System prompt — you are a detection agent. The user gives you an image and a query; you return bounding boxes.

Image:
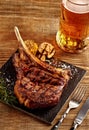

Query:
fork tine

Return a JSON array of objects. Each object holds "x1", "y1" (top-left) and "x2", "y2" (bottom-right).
[
  {"x1": 51, "y1": 86, "x2": 86, "y2": 130},
  {"x1": 78, "y1": 86, "x2": 86, "y2": 102},
  {"x1": 72, "y1": 86, "x2": 86, "y2": 103},
  {"x1": 72, "y1": 87, "x2": 81, "y2": 99}
]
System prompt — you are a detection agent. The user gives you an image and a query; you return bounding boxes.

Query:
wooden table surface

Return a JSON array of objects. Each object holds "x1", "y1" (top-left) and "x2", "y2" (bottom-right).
[{"x1": 0, "y1": 0, "x2": 89, "y2": 130}]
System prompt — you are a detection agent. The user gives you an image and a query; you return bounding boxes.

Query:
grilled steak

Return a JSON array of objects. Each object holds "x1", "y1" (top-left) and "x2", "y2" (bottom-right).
[{"x1": 13, "y1": 48, "x2": 70, "y2": 109}]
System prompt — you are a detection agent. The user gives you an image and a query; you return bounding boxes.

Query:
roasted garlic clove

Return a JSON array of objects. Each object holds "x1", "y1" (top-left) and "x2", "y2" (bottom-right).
[
  {"x1": 25, "y1": 40, "x2": 38, "y2": 55},
  {"x1": 38, "y1": 42, "x2": 55, "y2": 61}
]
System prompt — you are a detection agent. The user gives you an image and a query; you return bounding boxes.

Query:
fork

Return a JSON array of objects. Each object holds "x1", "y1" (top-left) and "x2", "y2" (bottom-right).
[{"x1": 51, "y1": 86, "x2": 86, "y2": 130}]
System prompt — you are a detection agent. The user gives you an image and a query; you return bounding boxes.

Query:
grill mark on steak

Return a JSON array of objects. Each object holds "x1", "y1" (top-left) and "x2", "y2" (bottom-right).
[{"x1": 13, "y1": 49, "x2": 70, "y2": 109}]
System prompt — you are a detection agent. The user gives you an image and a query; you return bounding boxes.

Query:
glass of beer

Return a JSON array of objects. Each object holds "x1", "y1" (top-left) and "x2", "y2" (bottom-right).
[{"x1": 56, "y1": 0, "x2": 89, "y2": 53}]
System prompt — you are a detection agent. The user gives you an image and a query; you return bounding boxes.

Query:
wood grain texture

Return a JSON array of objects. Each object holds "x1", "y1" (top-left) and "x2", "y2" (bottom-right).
[{"x1": 0, "y1": 0, "x2": 89, "y2": 130}]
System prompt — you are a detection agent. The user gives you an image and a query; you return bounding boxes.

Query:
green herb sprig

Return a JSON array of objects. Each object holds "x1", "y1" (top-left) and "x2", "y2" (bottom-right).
[{"x1": 0, "y1": 76, "x2": 18, "y2": 105}]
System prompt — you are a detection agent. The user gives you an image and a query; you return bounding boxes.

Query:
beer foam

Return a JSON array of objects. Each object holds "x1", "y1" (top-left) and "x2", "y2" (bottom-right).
[{"x1": 63, "y1": 0, "x2": 89, "y2": 13}]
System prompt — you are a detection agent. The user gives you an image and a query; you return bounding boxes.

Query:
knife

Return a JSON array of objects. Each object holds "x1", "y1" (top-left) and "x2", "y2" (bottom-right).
[{"x1": 70, "y1": 97, "x2": 89, "y2": 130}]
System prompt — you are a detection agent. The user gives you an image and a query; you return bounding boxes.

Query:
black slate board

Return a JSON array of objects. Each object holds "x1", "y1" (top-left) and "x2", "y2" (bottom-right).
[{"x1": 0, "y1": 54, "x2": 86, "y2": 124}]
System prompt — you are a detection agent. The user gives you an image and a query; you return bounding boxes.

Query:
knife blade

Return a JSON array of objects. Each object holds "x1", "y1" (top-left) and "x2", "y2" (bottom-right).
[{"x1": 70, "y1": 97, "x2": 89, "y2": 130}]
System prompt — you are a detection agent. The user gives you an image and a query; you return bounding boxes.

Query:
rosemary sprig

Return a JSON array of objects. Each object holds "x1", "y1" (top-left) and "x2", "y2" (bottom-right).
[{"x1": 0, "y1": 76, "x2": 18, "y2": 105}]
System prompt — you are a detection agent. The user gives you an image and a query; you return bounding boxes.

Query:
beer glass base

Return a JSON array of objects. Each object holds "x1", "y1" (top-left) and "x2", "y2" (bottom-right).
[{"x1": 56, "y1": 31, "x2": 88, "y2": 54}]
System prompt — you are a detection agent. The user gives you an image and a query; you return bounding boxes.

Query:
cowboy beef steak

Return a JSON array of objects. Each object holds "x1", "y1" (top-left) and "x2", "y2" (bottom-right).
[{"x1": 13, "y1": 48, "x2": 70, "y2": 109}]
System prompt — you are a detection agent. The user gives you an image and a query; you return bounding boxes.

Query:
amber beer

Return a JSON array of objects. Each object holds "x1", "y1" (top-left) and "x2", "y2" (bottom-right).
[{"x1": 56, "y1": 0, "x2": 89, "y2": 53}]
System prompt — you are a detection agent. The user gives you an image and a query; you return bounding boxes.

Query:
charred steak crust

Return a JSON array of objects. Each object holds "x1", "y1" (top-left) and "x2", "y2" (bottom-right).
[{"x1": 13, "y1": 49, "x2": 70, "y2": 109}]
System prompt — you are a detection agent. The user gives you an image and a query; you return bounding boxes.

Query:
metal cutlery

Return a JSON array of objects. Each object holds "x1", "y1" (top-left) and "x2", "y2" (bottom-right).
[
  {"x1": 51, "y1": 86, "x2": 86, "y2": 130},
  {"x1": 70, "y1": 97, "x2": 89, "y2": 130}
]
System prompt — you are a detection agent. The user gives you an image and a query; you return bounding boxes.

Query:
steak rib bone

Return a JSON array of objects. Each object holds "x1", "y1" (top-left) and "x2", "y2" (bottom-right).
[{"x1": 14, "y1": 26, "x2": 70, "y2": 81}]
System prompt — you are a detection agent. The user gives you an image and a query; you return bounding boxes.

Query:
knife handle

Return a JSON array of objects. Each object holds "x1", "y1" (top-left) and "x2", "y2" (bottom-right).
[
  {"x1": 70, "y1": 126, "x2": 76, "y2": 130},
  {"x1": 70, "y1": 123, "x2": 78, "y2": 130}
]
